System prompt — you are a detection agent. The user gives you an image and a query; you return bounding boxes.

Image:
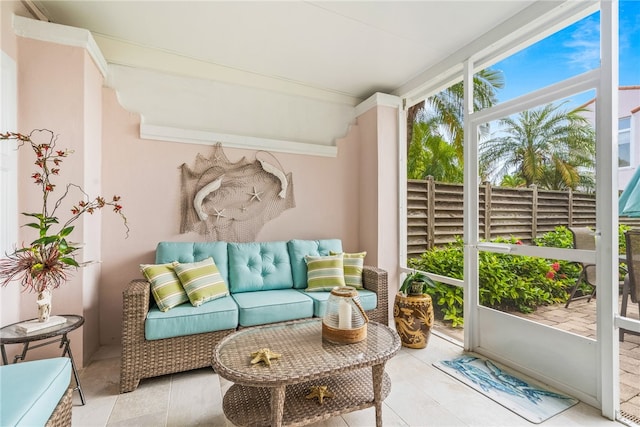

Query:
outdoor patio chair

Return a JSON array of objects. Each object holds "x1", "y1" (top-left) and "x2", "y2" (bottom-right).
[
  {"x1": 565, "y1": 227, "x2": 597, "y2": 308},
  {"x1": 620, "y1": 230, "x2": 640, "y2": 342}
]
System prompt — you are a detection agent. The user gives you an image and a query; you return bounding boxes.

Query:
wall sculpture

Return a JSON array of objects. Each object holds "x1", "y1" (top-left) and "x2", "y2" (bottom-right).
[{"x1": 180, "y1": 143, "x2": 295, "y2": 241}]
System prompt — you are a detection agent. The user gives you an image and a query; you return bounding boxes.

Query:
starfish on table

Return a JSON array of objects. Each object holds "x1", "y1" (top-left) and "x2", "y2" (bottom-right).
[
  {"x1": 305, "y1": 385, "x2": 335, "y2": 405},
  {"x1": 250, "y1": 348, "x2": 281, "y2": 367}
]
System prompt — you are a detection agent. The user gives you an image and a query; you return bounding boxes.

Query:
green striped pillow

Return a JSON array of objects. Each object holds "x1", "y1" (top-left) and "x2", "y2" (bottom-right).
[
  {"x1": 331, "y1": 251, "x2": 366, "y2": 289},
  {"x1": 304, "y1": 254, "x2": 346, "y2": 292},
  {"x1": 174, "y1": 257, "x2": 229, "y2": 307},
  {"x1": 140, "y1": 263, "x2": 189, "y2": 312}
]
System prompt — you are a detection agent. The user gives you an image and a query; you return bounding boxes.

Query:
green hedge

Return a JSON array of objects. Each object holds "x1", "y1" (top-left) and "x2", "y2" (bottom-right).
[{"x1": 408, "y1": 225, "x2": 630, "y2": 328}]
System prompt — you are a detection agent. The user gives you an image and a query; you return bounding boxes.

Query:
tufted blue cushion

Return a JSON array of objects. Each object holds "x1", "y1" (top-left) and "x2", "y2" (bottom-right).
[
  {"x1": 155, "y1": 241, "x2": 229, "y2": 284},
  {"x1": 145, "y1": 295, "x2": 238, "y2": 340},
  {"x1": 299, "y1": 289, "x2": 377, "y2": 317},
  {"x1": 232, "y1": 289, "x2": 313, "y2": 326},
  {"x1": 287, "y1": 239, "x2": 343, "y2": 289},
  {"x1": 1, "y1": 357, "x2": 71, "y2": 427},
  {"x1": 228, "y1": 242, "x2": 293, "y2": 293}
]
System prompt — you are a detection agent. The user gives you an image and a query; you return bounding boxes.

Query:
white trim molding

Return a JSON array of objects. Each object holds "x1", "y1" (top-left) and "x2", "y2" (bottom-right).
[
  {"x1": 12, "y1": 14, "x2": 108, "y2": 77},
  {"x1": 355, "y1": 92, "x2": 402, "y2": 117},
  {"x1": 140, "y1": 124, "x2": 338, "y2": 158}
]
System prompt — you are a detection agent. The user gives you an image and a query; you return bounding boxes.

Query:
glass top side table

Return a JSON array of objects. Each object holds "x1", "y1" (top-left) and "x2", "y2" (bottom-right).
[{"x1": 0, "y1": 314, "x2": 86, "y2": 405}]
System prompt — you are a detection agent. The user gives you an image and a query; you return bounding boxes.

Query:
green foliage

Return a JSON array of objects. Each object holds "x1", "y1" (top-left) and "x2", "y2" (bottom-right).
[
  {"x1": 0, "y1": 130, "x2": 128, "y2": 293},
  {"x1": 408, "y1": 225, "x2": 628, "y2": 328},
  {"x1": 400, "y1": 270, "x2": 436, "y2": 295},
  {"x1": 480, "y1": 102, "x2": 596, "y2": 191}
]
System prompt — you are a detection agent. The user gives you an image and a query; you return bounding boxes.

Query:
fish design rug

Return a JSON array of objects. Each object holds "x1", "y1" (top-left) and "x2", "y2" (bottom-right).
[{"x1": 434, "y1": 355, "x2": 579, "y2": 423}]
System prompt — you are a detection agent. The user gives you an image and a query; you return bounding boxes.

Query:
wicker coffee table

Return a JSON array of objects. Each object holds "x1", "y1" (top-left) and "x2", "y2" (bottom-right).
[{"x1": 212, "y1": 318, "x2": 400, "y2": 427}]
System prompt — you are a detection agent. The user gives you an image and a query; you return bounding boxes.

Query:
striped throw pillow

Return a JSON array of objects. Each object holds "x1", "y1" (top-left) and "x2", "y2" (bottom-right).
[
  {"x1": 331, "y1": 251, "x2": 366, "y2": 289},
  {"x1": 140, "y1": 263, "x2": 189, "y2": 312},
  {"x1": 304, "y1": 254, "x2": 346, "y2": 291},
  {"x1": 174, "y1": 257, "x2": 229, "y2": 307}
]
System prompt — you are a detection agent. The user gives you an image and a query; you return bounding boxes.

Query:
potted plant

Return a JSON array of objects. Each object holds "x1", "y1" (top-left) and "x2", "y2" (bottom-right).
[
  {"x1": 0, "y1": 130, "x2": 128, "y2": 323},
  {"x1": 394, "y1": 269, "x2": 436, "y2": 349},
  {"x1": 399, "y1": 270, "x2": 436, "y2": 296}
]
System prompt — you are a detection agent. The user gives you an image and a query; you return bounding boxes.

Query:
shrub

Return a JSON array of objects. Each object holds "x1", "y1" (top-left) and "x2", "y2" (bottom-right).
[{"x1": 408, "y1": 225, "x2": 628, "y2": 328}]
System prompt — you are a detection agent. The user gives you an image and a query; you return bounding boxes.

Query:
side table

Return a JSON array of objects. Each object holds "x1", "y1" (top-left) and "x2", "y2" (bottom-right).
[
  {"x1": 393, "y1": 293, "x2": 434, "y2": 349},
  {"x1": 0, "y1": 314, "x2": 86, "y2": 405}
]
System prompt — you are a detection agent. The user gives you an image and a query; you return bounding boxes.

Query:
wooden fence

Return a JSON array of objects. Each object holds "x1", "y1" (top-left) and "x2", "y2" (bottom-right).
[{"x1": 407, "y1": 177, "x2": 640, "y2": 258}]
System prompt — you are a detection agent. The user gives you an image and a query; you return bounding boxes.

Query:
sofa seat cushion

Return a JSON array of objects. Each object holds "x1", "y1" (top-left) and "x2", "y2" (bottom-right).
[
  {"x1": 287, "y1": 239, "x2": 343, "y2": 289},
  {"x1": 232, "y1": 289, "x2": 313, "y2": 327},
  {"x1": 145, "y1": 296, "x2": 238, "y2": 340},
  {"x1": 155, "y1": 241, "x2": 230, "y2": 284},
  {"x1": 0, "y1": 357, "x2": 71, "y2": 427},
  {"x1": 300, "y1": 289, "x2": 378, "y2": 318},
  {"x1": 228, "y1": 241, "x2": 294, "y2": 293}
]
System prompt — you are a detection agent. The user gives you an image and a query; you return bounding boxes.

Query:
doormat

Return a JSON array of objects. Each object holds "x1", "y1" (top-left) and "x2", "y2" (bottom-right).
[{"x1": 434, "y1": 355, "x2": 579, "y2": 424}]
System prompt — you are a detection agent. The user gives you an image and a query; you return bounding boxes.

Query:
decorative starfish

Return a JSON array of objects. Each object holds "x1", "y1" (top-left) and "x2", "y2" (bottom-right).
[
  {"x1": 250, "y1": 348, "x2": 281, "y2": 367},
  {"x1": 248, "y1": 186, "x2": 263, "y2": 202},
  {"x1": 305, "y1": 385, "x2": 334, "y2": 405},
  {"x1": 213, "y1": 208, "x2": 226, "y2": 222}
]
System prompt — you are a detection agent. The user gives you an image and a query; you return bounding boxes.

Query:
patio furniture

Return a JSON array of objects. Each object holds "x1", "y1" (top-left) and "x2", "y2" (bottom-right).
[
  {"x1": 211, "y1": 318, "x2": 400, "y2": 427},
  {"x1": 0, "y1": 314, "x2": 86, "y2": 405},
  {"x1": 120, "y1": 239, "x2": 389, "y2": 393},
  {"x1": 620, "y1": 230, "x2": 640, "y2": 342},
  {"x1": 565, "y1": 227, "x2": 597, "y2": 308},
  {"x1": 0, "y1": 357, "x2": 72, "y2": 427}
]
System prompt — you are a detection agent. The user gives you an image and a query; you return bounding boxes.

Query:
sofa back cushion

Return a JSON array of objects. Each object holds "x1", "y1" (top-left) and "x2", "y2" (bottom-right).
[
  {"x1": 228, "y1": 241, "x2": 293, "y2": 293},
  {"x1": 287, "y1": 239, "x2": 343, "y2": 289},
  {"x1": 155, "y1": 242, "x2": 229, "y2": 284}
]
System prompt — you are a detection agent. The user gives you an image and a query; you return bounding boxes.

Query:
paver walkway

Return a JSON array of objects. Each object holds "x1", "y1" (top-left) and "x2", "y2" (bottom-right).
[{"x1": 433, "y1": 297, "x2": 640, "y2": 421}]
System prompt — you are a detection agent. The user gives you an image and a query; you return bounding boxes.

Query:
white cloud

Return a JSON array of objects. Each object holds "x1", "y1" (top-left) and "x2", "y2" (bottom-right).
[{"x1": 563, "y1": 17, "x2": 600, "y2": 71}]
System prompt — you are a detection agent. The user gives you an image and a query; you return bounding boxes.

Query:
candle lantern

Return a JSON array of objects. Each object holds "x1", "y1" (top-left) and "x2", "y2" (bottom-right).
[{"x1": 322, "y1": 286, "x2": 369, "y2": 344}]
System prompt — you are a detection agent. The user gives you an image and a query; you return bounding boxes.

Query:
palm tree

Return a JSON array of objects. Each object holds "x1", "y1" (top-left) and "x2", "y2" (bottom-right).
[
  {"x1": 500, "y1": 174, "x2": 526, "y2": 188},
  {"x1": 408, "y1": 120, "x2": 463, "y2": 182},
  {"x1": 407, "y1": 68, "x2": 504, "y2": 164},
  {"x1": 480, "y1": 102, "x2": 595, "y2": 191}
]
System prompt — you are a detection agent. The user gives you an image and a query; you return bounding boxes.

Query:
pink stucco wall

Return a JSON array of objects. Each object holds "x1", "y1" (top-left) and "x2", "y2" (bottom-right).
[
  {"x1": 98, "y1": 89, "x2": 370, "y2": 344},
  {"x1": 2, "y1": 10, "x2": 400, "y2": 363}
]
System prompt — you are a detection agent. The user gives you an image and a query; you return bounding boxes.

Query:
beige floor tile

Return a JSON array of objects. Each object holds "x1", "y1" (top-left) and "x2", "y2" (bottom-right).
[
  {"x1": 167, "y1": 368, "x2": 224, "y2": 427},
  {"x1": 107, "y1": 375, "x2": 171, "y2": 424},
  {"x1": 71, "y1": 328, "x2": 629, "y2": 427}
]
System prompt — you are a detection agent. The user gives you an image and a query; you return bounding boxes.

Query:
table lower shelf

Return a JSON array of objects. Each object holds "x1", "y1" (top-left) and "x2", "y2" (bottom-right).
[{"x1": 222, "y1": 368, "x2": 391, "y2": 426}]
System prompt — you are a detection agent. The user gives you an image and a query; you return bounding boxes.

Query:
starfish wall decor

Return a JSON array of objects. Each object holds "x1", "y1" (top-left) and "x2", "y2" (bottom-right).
[{"x1": 179, "y1": 143, "x2": 295, "y2": 241}]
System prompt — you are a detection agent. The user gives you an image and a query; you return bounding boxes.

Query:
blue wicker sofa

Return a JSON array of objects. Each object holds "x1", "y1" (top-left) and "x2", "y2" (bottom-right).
[
  {"x1": 120, "y1": 239, "x2": 388, "y2": 393},
  {"x1": 0, "y1": 357, "x2": 72, "y2": 427}
]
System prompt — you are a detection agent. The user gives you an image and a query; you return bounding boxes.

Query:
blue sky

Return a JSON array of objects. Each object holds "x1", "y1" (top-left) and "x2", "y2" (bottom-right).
[{"x1": 492, "y1": 0, "x2": 640, "y2": 106}]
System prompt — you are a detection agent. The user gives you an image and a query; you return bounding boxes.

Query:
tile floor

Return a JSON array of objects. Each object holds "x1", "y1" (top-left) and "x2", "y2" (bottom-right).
[{"x1": 71, "y1": 331, "x2": 623, "y2": 427}]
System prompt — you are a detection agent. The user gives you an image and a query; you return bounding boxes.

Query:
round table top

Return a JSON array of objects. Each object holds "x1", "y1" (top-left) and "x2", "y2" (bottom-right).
[
  {"x1": 0, "y1": 314, "x2": 84, "y2": 344},
  {"x1": 212, "y1": 318, "x2": 400, "y2": 387}
]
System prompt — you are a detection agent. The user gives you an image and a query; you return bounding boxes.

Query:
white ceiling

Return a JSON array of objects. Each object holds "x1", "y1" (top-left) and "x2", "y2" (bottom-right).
[{"x1": 33, "y1": 1, "x2": 540, "y2": 101}]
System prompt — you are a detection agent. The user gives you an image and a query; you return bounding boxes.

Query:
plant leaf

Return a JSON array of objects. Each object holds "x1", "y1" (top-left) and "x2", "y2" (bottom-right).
[{"x1": 59, "y1": 257, "x2": 79, "y2": 267}]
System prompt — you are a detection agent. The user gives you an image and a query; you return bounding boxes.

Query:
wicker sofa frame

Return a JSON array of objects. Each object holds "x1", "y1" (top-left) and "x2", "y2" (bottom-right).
[
  {"x1": 120, "y1": 265, "x2": 388, "y2": 393},
  {"x1": 45, "y1": 387, "x2": 73, "y2": 427}
]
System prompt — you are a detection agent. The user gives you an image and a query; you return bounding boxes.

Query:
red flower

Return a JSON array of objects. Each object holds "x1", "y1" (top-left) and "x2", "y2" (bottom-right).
[
  {"x1": 546, "y1": 271, "x2": 555, "y2": 279},
  {"x1": 516, "y1": 240, "x2": 523, "y2": 245},
  {"x1": 552, "y1": 262, "x2": 560, "y2": 272}
]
